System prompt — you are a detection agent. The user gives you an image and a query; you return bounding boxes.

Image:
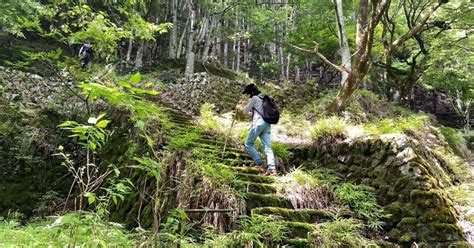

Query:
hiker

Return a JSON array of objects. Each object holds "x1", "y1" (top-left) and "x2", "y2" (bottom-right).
[
  {"x1": 237, "y1": 84, "x2": 276, "y2": 175},
  {"x1": 78, "y1": 43, "x2": 93, "y2": 69}
]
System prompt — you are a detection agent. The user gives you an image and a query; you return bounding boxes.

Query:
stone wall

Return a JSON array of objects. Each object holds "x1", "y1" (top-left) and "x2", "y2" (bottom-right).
[
  {"x1": 166, "y1": 72, "x2": 246, "y2": 114},
  {"x1": 294, "y1": 134, "x2": 468, "y2": 246}
]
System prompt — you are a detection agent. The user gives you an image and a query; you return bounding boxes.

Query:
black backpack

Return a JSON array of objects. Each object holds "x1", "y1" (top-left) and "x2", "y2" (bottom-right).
[{"x1": 254, "y1": 95, "x2": 280, "y2": 124}]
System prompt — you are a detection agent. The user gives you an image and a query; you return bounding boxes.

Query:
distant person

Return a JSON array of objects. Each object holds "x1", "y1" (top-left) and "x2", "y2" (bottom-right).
[
  {"x1": 237, "y1": 84, "x2": 276, "y2": 175},
  {"x1": 78, "y1": 43, "x2": 93, "y2": 69}
]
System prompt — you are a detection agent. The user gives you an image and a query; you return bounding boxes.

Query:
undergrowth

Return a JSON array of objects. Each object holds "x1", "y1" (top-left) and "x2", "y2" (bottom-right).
[
  {"x1": 309, "y1": 217, "x2": 378, "y2": 247},
  {"x1": 334, "y1": 183, "x2": 389, "y2": 231},
  {"x1": 204, "y1": 214, "x2": 287, "y2": 247},
  {"x1": 0, "y1": 213, "x2": 135, "y2": 247}
]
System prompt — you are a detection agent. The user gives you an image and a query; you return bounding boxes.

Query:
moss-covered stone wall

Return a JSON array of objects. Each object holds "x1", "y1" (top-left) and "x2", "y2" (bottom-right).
[{"x1": 294, "y1": 134, "x2": 467, "y2": 246}]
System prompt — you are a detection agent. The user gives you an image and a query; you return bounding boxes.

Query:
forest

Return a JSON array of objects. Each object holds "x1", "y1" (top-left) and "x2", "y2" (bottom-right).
[{"x1": 0, "y1": 0, "x2": 473, "y2": 247}]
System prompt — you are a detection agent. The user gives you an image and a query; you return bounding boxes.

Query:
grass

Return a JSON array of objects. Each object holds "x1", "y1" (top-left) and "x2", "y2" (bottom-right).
[
  {"x1": 311, "y1": 116, "x2": 349, "y2": 140},
  {"x1": 309, "y1": 218, "x2": 378, "y2": 247},
  {"x1": 0, "y1": 213, "x2": 135, "y2": 247},
  {"x1": 334, "y1": 183, "x2": 389, "y2": 231},
  {"x1": 274, "y1": 168, "x2": 336, "y2": 210},
  {"x1": 199, "y1": 103, "x2": 220, "y2": 132},
  {"x1": 362, "y1": 114, "x2": 430, "y2": 135},
  {"x1": 204, "y1": 214, "x2": 287, "y2": 247},
  {"x1": 439, "y1": 126, "x2": 468, "y2": 157}
]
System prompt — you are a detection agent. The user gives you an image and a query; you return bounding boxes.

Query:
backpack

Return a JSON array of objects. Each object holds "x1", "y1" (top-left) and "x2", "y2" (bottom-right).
[{"x1": 254, "y1": 95, "x2": 280, "y2": 124}]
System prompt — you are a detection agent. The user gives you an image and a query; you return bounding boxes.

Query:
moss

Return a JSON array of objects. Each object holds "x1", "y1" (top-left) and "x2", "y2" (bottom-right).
[
  {"x1": 421, "y1": 207, "x2": 457, "y2": 223},
  {"x1": 220, "y1": 165, "x2": 260, "y2": 175},
  {"x1": 284, "y1": 221, "x2": 315, "y2": 238},
  {"x1": 245, "y1": 193, "x2": 293, "y2": 209},
  {"x1": 398, "y1": 217, "x2": 418, "y2": 226},
  {"x1": 251, "y1": 207, "x2": 332, "y2": 223},
  {"x1": 444, "y1": 241, "x2": 472, "y2": 247},
  {"x1": 394, "y1": 176, "x2": 412, "y2": 192},
  {"x1": 410, "y1": 189, "x2": 442, "y2": 208},
  {"x1": 235, "y1": 173, "x2": 275, "y2": 184},
  {"x1": 399, "y1": 233, "x2": 416, "y2": 244},
  {"x1": 285, "y1": 238, "x2": 310, "y2": 248},
  {"x1": 233, "y1": 181, "x2": 277, "y2": 194},
  {"x1": 420, "y1": 223, "x2": 463, "y2": 242}
]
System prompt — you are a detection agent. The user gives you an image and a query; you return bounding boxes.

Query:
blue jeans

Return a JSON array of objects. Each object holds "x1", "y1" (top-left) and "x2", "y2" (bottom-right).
[{"x1": 245, "y1": 122, "x2": 275, "y2": 170}]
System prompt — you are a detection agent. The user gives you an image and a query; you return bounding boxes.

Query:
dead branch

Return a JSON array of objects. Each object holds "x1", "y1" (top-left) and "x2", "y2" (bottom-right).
[{"x1": 291, "y1": 43, "x2": 351, "y2": 73}]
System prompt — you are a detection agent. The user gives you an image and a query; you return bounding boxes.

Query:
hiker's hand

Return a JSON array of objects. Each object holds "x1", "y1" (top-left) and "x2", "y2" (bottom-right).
[{"x1": 236, "y1": 99, "x2": 244, "y2": 111}]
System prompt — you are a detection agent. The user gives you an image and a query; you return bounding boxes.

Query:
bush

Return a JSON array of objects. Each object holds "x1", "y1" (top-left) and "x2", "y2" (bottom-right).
[
  {"x1": 199, "y1": 103, "x2": 219, "y2": 131},
  {"x1": 334, "y1": 183, "x2": 389, "y2": 230},
  {"x1": 363, "y1": 114, "x2": 429, "y2": 135},
  {"x1": 309, "y1": 218, "x2": 377, "y2": 247},
  {"x1": 311, "y1": 116, "x2": 349, "y2": 140},
  {"x1": 0, "y1": 213, "x2": 134, "y2": 247},
  {"x1": 440, "y1": 126, "x2": 468, "y2": 157},
  {"x1": 205, "y1": 214, "x2": 287, "y2": 247}
]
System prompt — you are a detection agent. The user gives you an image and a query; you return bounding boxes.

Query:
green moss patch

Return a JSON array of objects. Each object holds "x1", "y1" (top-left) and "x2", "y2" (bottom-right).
[
  {"x1": 251, "y1": 207, "x2": 333, "y2": 223},
  {"x1": 245, "y1": 193, "x2": 293, "y2": 210}
]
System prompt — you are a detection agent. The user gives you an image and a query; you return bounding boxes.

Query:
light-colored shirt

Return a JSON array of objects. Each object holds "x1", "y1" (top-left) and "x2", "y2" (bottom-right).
[{"x1": 243, "y1": 95, "x2": 265, "y2": 126}]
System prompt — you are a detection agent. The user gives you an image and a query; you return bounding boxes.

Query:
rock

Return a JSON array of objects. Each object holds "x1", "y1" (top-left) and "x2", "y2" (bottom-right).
[{"x1": 304, "y1": 134, "x2": 467, "y2": 246}]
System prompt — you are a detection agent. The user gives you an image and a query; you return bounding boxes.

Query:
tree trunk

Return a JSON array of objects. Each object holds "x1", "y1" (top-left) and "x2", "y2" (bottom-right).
[
  {"x1": 126, "y1": 35, "x2": 133, "y2": 62},
  {"x1": 135, "y1": 40, "x2": 145, "y2": 70},
  {"x1": 168, "y1": 0, "x2": 178, "y2": 59},
  {"x1": 177, "y1": 16, "x2": 190, "y2": 59},
  {"x1": 184, "y1": 1, "x2": 196, "y2": 77},
  {"x1": 202, "y1": 16, "x2": 217, "y2": 62},
  {"x1": 334, "y1": 0, "x2": 351, "y2": 86}
]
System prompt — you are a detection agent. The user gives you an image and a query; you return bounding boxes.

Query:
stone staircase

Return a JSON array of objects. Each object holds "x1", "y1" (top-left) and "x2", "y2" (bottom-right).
[{"x1": 160, "y1": 102, "x2": 331, "y2": 247}]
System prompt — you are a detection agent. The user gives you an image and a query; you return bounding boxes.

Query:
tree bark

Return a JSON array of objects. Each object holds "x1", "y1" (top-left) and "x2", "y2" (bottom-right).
[
  {"x1": 168, "y1": 0, "x2": 178, "y2": 59},
  {"x1": 334, "y1": 0, "x2": 351, "y2": 86},
  {"x1": 177, "y1": 15, "x2": 190, "y2": 59},
  {"x1": 135, "y1": 40, "x2": 145, "y2": 70},
  {"x1": 184, "y1": 1, "x2": 196, "y2": 77}
]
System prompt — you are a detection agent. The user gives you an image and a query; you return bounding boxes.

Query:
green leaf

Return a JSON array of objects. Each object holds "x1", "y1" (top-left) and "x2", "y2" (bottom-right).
[
  {"x1": 130, "y1": 73, "x2": 141, "y2": 84},
  {"x1": 96, "y1": 113, "x2": 106, "y2": 121},
  {"x1": 135, "y1": 120, "x2": 145, "y2": 129},
  {"x1": 117, "y1": 81, "x2": 132, "y2": 88},
  {"x1": 96, "y1": 120, "x2": 110, "y2": 128},
  {"x1": 85, "y1": 192, "x2": 96, "y2": 204}
]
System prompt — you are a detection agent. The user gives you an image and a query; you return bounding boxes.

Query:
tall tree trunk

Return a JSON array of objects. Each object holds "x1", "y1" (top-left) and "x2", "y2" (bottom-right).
[
  {"x1": 223, "y1": 20, "x2": 228, "y2": 67},
  {"x1": 334, "y1": 0, "x2": 351, "y2": 86},
  {"x1": 135, "y1": 40, "x2": 145, "y2": 70},
  {"x1": 177, "y1": 16, "x2": 190, "y2": 59},
  {"x1": 168, "y1": 0, "x2": 178, "y2": 59},
  {"x1": 202, "y1": 16, "x2": 217, "y2": 62},
  {"x1": 184, "y1": 1, "x2": 196, "y2": 77},
  {"x1": 126, "y1": 35, "x2": 133, "y2": 62}
]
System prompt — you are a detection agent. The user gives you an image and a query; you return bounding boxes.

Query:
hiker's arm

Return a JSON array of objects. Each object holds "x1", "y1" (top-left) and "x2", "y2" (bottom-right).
[
  {"x1": 243, "y1": 97, "x2": 257, "y2": 114},
  {"x1": 78, "y1": 46, "x2": 83, "y2": 56}
]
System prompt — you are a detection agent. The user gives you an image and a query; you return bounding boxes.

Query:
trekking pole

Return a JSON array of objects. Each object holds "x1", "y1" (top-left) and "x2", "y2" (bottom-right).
[{"x1": 222, "y1": 99, "x2": 241, "y2": 160}]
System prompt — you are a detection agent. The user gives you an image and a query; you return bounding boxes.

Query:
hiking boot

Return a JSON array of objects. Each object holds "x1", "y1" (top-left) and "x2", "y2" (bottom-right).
[{"x1": 263, "y1": 169, "x2": 277, "y2": 176}]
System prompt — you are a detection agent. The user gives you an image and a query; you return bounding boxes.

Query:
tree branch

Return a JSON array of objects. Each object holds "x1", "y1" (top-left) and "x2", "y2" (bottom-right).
[{"x1": 291, "y1": 43, "x2": 351, "y2": 73}]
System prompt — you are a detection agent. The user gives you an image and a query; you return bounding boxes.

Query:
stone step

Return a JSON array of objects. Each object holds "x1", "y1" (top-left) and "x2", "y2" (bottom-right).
[
  {"x1": 192, "y1": 142, "x2": 243, "y2": 154},
  {"x1": 236, "y1": 173, "x2": 275, "y2": 184},
  {"x1": 284, "y1": 221, "x2": 315, "y2": 239},
  {"x1": 218, "y1": 158, "x2": 255, "y2": 167},
  {"x1": 195, "y1": 137, "x2": 230, "y2": 147},
  {"x1": 195, "y1": 147, "x2": 252, "y2": 160},
  {"x1": 284, "y1": 238, "x2": 310, "y2": 248},
  {"x1": 232, "y1": 180, "x2": 276, "y2": 194},
  {"x1": 245, "y1": 192, "x2": 293, "y2": 209},
  {"x1": 251, "y1": 207, "x2": 333, "y2": 223},
  {"x1": 220, "y1": 165, "x2": 261, "y2": 175}
]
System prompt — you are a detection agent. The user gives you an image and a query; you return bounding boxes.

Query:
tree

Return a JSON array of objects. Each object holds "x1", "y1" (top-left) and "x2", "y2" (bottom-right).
[{"x1": 294, "y1": 0, "x2": 448, "y2": 112}]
